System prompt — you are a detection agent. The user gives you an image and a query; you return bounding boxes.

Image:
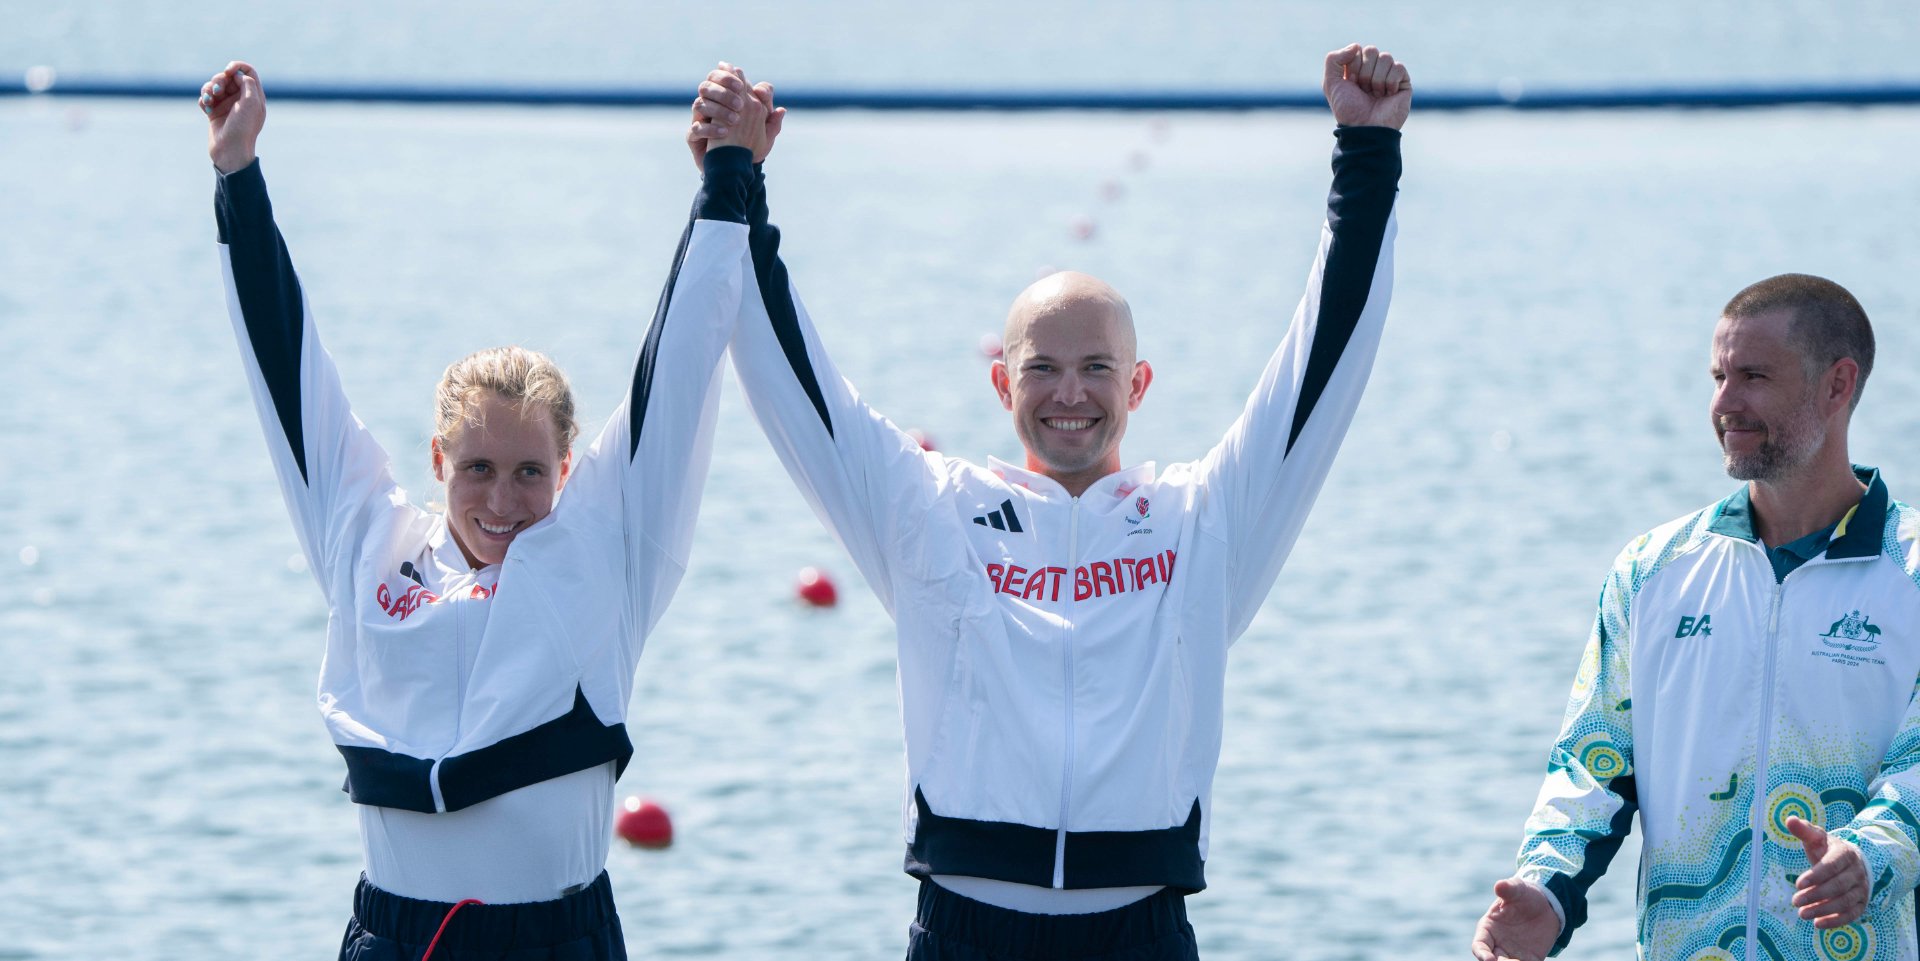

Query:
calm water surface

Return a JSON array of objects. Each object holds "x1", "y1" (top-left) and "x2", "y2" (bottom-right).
[{"x1": 4, "y1": 6, "x2": 1920, "y2": 958}]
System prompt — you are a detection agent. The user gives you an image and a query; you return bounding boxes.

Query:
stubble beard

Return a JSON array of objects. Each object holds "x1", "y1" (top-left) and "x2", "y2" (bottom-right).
[{"x1": 1721, "y1": 411, "x2": 1822, "y2": 483}]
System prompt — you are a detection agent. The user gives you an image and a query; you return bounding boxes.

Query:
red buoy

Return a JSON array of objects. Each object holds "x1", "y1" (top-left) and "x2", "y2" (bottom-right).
[
  {"x1": 796, "y1": 566, "x2": 839, "y2": 607},
  {"x1": 907, "y1": 428, "x2": 937, "y2": 452},
  {"x1": 978, "y1": 333, "x2": 1004, "y2": 360},
  {"x1": 1070, "y1": 216, "x2": 1096, "y2": 241},
  {"x1": 615, "y1": 796, "x2": 673, "y2": 849}
]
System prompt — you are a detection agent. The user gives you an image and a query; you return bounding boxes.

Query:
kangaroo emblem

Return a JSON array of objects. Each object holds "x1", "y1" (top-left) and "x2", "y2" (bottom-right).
[{"x1": 1820, "y1": 610, "x2": 1883, "y2": 651}]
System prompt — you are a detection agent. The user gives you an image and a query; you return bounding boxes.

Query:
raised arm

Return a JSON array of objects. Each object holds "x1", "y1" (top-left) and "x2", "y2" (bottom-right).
[
  {"x1": 692, "y1": 68, "x2": 942, "y2": 615},
  {"x1": 1199, "y1": 45, "x2": 1409, "y2": 640},
  {"x1": 206, "y1": 62, "x2": 399, "y2": 588},
  {"x1": 609, "y1": 85, "x2": 765, "y2": 639},
  {"x1": 525, "y1": 75, "x2": 768, "y2": 679}
]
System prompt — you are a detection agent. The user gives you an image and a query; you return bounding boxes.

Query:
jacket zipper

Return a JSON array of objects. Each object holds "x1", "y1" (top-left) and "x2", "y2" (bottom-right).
[
  {"x1": 429, "y1": 570, "x2": 470, "y2": 814},
  {"x1": 1744, "y1": 567, "x2": 1785, "y2": 961},
  {"x1": 1054, "y1": 497, "x2": 1082, "y2": 888}
]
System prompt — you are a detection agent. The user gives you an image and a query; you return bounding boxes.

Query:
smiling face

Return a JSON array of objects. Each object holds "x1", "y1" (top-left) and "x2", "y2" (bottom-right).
[
  {"x1": 1710, "y1": 309, "x2": 1829, "y2": 483},
  {"x1": 991, "y1": 272, "x2": 1153, "y2": 495},
  {"x1": 431, "y1": 391, "x2": 571, "y2": 569}
]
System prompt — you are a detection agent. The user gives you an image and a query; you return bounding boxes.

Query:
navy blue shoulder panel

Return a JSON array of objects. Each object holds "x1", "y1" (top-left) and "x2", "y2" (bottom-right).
[
  {"x1": 903, "y1": 787, "x2": 1207, "y2": 892},
  {"x1": 745, "y1": 164, "x2": 835, "y2": 437},
  {"x1": 336, "y1": 685, "x2": 633, "y2": 814},
  {"x1": 628, "y1": 147, "x2": 755, "y2": 460},
  {"x1": 1286, "y1": 125, "x2": 1402, "y2": 454},
  {"x1": 215, "y1": 159, "x2": 310, "y2": 484}
]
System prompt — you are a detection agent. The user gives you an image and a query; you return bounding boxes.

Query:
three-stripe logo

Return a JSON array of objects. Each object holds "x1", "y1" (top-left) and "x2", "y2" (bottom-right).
[{"x1": 972, "y1": 499, "x2": 1025, "y2": 533}]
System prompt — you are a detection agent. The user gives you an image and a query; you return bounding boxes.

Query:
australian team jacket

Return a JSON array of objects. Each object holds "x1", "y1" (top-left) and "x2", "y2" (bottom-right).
[
  {"x1": 726, "y1": 127, "x2": 1401, "y2": 890},
  {"x1": 215, "y1": 150, "x2": 758, "y2": 814},
  {"x1": 1518, "y1": 469, "x2": 1920, "y2": 960}
]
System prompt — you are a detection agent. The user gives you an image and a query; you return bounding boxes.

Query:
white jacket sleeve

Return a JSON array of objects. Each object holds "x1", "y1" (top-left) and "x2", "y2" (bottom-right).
[
  {"x1": 724, "y1": 164, "x2": 942, "y2": 615},
  {"x1": 216, "y1": 159, "x2": 398, "y2": 590},
  {"x1": 1192, "y1": 126, "x2": 1402, "y2": 642},
  {"x1": 536, "y1": 147, "x2": 756, "y2": 670}
]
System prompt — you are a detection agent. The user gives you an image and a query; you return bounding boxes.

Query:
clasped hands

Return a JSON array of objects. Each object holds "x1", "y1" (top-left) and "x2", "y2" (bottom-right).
[
  {"x1": 684, "y1": 46, "x2": 1413, "y2": 172},
  {"x1": 687, "y1": 62, "x2": 785, "y2": 170}
]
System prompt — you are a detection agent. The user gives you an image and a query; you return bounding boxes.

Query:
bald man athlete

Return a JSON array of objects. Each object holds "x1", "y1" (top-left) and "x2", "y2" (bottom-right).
[{"x1": 691, "y1": 47, "x2": 1410, "y2": 959}]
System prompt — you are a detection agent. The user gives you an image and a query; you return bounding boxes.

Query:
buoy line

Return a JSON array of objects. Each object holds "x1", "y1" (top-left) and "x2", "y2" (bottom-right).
[{"x1": 10, "y1": 71, "x2": 1920, "y2": 111}]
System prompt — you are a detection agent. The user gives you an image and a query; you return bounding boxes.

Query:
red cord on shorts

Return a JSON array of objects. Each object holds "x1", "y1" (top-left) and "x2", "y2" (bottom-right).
[{"x1": 419, "y1": 898, "x2": 485, "y2": 961}]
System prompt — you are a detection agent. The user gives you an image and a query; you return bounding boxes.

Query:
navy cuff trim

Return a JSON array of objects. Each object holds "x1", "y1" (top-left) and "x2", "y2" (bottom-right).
[
  {"x1": 1542, "y1": 773, "x2": 1639, "y2": 955},
  {"x1": 1332, "y1": 125, "x2": 1403, "y2": 142},
  {"x1": 633, "y1": 158, "x2": 749, "y2": 458},
  {"x1": 1284, "y1": 125, "x2": 1401, "y2": 454},
  {"x1": 213, "y1": 157, "x2": 269, "y2": 245},
  {"x1": 697, "y1": 146, "x2": 755, "y2": 224},
  {"x1": 215, "y1": 158, "x2": 310, "y2": 484}
]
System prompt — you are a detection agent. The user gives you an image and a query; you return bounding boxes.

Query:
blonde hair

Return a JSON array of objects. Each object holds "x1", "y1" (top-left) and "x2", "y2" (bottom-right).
[{"x1": 434, "y1": 346, "x2": 580, "y2": 456}]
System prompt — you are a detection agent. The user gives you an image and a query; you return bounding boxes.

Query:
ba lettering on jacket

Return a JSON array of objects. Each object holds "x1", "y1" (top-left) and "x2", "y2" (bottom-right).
[{"x1": 984, "y1": 549, "x2": 1177, "y2": 603}]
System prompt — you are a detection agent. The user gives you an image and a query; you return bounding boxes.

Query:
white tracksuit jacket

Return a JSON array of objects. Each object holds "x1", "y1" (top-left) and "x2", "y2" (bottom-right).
[
  {"x1": 215, "y1": 149, "x2": 757, "y2": 814},
  {"x1": 727, "y1": 127, "x2": 1401, "y2": 890},
  {"x1": 1517, "y1": 469, "x2": 1920, "y2": 960}
]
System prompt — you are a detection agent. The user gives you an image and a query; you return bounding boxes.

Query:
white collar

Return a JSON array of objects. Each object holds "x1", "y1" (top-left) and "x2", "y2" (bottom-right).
[{"x1": 986, "y1": 455, "x2": 1157, "y2": 502}]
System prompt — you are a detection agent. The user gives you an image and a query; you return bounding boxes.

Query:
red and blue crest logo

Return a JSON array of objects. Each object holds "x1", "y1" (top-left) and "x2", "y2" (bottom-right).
[{"x1": 1126, "y1": 496, "x2": 1151, "y2": 525}]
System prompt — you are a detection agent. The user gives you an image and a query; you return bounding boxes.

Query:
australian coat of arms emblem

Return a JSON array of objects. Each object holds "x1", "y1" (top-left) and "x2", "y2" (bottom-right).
[{"x1": 1819, "y1": 610, "x2": 1883, "y2": 652}]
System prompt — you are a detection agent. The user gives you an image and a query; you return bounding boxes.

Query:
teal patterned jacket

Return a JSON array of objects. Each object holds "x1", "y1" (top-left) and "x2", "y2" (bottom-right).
[{"x1": 1518, "y1": 469, "x2": 1920, "y2": 960}]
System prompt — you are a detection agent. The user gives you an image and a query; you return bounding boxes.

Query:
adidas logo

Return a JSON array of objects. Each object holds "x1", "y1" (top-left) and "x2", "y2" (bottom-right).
[{"x1": 972, "y1": 499, "x2": 1025, "y2": 533}]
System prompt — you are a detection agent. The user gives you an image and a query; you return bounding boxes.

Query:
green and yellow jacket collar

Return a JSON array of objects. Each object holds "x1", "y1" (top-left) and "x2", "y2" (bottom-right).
[{"x1": 1708, "y1": 465, "x2": 1888, "y2": 560}]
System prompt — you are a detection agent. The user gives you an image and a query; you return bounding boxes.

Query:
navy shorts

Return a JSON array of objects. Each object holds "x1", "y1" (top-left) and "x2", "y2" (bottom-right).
[
  {"x1": 906, "y1": 880, "x2": 1200, "y2": 961},
  {"x1": 338, "y1": 871, "x2": 626, "y2": 960}
]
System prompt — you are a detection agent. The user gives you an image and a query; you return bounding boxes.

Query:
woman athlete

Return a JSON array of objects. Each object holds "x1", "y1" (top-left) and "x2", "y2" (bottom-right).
[{"x1": 201, "y1": 60, "x2": 772, "y2": 959}]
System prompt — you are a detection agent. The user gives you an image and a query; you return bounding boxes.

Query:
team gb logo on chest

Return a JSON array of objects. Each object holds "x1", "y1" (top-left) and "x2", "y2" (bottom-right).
[{"x1": 1126, "y1": 496, "x2": 1150, "y2": 526}]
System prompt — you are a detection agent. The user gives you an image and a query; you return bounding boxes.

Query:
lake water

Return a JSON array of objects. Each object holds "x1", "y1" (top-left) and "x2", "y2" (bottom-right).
[{"x1": 4, "y1": 4, "x2": 1920, "y2": 959}]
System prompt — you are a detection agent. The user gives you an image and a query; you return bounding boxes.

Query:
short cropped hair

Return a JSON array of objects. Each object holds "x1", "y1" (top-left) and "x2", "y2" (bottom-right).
[{"x1": 1722, "y1": 273, "x2": 1874, "y2": 410}]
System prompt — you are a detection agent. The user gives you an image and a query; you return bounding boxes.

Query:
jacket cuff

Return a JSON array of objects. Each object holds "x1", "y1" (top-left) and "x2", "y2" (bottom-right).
[
  {"x1": 696, "y1": 146, "x2": 755, "y2": 224},
  {"x1": 1329, "y1": 125, "x2": 1402, "y2": 184},
  {"x1": 1518, "y1": 875, "x2": 1569, "y2": 931},
  {"x1": 1830, "y1": 821, "x2": 1910, "y2": 908},
  {"x1": 1538, "y1": 871, "x2": 1582, "y2": 956},
  {"x1": 213, "y1": 157, "x2": 271, "y2": 244}
]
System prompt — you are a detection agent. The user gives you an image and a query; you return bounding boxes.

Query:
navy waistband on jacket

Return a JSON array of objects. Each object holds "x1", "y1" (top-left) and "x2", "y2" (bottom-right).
[
  {"x1": 339, "y1": 685, "x2": 633, "y2": 813},
  {"x1": 904, "y1": 788, "x2": 1207, "y2": 892}
]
